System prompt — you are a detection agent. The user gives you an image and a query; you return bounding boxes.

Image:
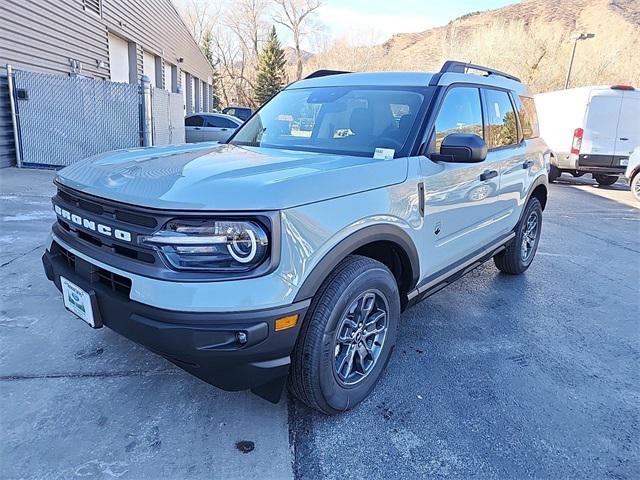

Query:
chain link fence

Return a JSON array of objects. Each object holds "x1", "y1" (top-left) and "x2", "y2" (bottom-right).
[
  {"x1": 152, "y1": 87, "x2": 185, "y2": 146},
  {"x1": 10, "y1": 69, "x2": 186, "y2": 168}
]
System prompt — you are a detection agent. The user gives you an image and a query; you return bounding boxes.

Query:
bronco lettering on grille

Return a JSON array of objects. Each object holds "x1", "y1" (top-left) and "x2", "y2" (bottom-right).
[{"x1": 54, "y1": 205, "x2": 132, "y2": 242}]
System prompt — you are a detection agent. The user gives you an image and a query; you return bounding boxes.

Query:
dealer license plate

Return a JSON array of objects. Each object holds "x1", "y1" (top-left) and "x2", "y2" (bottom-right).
[{"x1": 61, "y1": 276, "x2": 96, "y2": 327}]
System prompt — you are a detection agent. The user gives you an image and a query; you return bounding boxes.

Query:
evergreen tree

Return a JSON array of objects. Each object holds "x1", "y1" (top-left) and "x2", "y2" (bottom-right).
[
  {"x1": 254, "y1": 27, "x2": 286, "y2": 106},
  {"x1": 201, "y1": 31, "x2": 221, "y2": 110}
]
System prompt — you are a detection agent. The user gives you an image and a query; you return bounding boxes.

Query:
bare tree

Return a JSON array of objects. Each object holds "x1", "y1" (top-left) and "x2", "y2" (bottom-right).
[
  {"x1": 228, "y1": 0, "x2": 270, "y2": 60},
  {"x1": 272, "y1": 0, "x2": 320, "y2": 80},
  {"x1": 177, "y1": 0, "x2": 221, "y2": 45}
]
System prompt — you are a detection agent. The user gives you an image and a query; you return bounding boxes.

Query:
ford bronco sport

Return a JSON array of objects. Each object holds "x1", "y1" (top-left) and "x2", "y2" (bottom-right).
[{"x1": 42, "y1": 61, "x2": 549, "y2": 414}]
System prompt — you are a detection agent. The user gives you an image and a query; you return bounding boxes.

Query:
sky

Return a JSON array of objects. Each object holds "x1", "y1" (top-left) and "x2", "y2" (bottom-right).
[{"x1": 312, "y1": 0, "x2": 519, "y2": 47}]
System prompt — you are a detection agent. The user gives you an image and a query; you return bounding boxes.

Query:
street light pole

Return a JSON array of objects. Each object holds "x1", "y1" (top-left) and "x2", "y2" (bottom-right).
[{"x1": 564, "y1": 33, "x2": 595, "y2": 89}]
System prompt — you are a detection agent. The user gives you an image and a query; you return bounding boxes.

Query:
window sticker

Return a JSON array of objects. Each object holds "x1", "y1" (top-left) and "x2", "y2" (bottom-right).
[
  {"x1": 374, "y1": 148, "x2": 395, "y2": 160},
  {"x1": 494, "y1": 102, "x2": 501, "y2": 118}
]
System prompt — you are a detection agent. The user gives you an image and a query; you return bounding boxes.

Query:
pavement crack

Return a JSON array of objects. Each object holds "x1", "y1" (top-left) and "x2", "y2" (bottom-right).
[
  {"x1": 0, "y1": 244, "x2": 44, "y2": 268},
  {"x1": 0, "y1": 370, "x2": 180, "y2": 381}
]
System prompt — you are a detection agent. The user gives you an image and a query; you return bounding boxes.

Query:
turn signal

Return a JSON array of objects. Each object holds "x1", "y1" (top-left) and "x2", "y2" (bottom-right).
[{"x1": 275, "y1": 314, "x2": 299, "y2": 332}]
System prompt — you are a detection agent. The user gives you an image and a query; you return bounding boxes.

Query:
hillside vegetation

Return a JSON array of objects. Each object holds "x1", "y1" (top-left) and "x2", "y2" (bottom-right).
[{"x1": 303, "y1": 0, "x2": 640, "y2": 92}]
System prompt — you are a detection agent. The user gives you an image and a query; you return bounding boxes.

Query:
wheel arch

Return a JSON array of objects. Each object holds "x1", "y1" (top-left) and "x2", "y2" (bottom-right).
[{"x1": 292, "y1": 224, "x2": 420, "y2": 309}]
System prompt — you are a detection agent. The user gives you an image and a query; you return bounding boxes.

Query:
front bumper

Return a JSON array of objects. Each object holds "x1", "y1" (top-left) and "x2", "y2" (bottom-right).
[{"x1": 42, "y1": 243, "x2": 309, "y2": 403}]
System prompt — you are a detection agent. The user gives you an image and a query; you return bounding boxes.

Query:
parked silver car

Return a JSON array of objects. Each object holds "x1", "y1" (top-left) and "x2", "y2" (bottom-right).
[{"x1": 185, "y1": 113, "x2": 242, "y2": 143}]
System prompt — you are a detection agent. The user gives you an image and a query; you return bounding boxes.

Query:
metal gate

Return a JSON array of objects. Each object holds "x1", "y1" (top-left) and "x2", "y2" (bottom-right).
[
  {"x1": 12, "y1": 70, "x2": 139, "y2": 167},
  {"x1": 151, "y1": 88, "x2": 185, "y2": 145}
]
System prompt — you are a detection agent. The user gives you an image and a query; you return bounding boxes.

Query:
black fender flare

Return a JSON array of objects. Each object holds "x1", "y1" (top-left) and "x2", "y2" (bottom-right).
[
  {"x1": 518, "y1": 174, "x2": 548, "y2": 225},
  {"x1": 293, "y1": 224, "x2": 420, "y2": 303}
]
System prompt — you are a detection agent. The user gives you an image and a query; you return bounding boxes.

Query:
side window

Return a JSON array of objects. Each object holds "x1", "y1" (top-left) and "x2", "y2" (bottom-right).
[
  {"x1": 222, "y1": 118, "x2": 240, "y2": 128},
  {"x1": 434, "y1": 87, "x2": 483, "y2": 152},
  {"x1": 484, "y1": 89, "x2": 518, "y2": 148},
  {"x1": 204, "y1": 116, "x2": 224, "y2": 128},
  {"x1": 185, "y1": 115, "x2": 203, "y2": 127},
  {"x1": 514, "y1": 96, "x2": 540, "y2": 139}
]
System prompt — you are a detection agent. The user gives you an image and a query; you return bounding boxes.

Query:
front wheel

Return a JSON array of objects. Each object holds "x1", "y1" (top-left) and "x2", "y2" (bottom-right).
[
  {"x1": 548, "y1": 165, "x2": 561, "y2": 183},
  {"x1": 288, "y1": 255, "x2": 400, "y2": 415},
  {"x1": 632, "y1": 173, "x2": 640, "y2": 202},
  {"x1": 594, "y1": 174, "x2": 619, "y2": 186},
  {"x1": 494, "y1": 197, "x2": 543, "y2": 275}
]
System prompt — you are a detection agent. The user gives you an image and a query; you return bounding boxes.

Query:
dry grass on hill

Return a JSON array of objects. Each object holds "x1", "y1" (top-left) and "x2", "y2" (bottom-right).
[{"x1": 302, "y1": 0, "x2": 640, "y2": 92}]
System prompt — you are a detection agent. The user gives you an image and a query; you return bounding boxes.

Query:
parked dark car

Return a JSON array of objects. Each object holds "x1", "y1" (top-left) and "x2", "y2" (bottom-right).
[{"x1": 222, "y1": 106, "x2": 253, "y2": 121}]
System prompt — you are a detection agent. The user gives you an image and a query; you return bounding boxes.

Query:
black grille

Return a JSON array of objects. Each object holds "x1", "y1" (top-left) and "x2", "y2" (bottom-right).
[
  {"x1": 52, "y1": 242, "x2": 132, "y2": 296},
  {"x1": 54, "y1": 185, "x2": 158, "y2": 265}
]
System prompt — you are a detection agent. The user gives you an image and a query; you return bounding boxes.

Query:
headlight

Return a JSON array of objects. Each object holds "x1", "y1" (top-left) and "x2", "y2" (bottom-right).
[{"x1": 141, "y1": 220, "x2": 269, "y2": 272}]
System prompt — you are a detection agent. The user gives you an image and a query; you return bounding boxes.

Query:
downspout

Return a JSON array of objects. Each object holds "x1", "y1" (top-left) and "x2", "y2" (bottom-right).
[{"x1": 6, "y1": 64, "x2": 22, "y2": 167}]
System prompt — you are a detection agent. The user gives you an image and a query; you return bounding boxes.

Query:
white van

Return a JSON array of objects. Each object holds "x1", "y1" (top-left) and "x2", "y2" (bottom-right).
[{"x1": 535, "y1": 85, "x2": 639, "y2": 185}]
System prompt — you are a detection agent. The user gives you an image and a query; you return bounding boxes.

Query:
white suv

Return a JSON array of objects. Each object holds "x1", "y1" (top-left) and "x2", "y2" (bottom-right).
[{"x1": 42, "y1": 61, "x2": 549, "y2": 414}]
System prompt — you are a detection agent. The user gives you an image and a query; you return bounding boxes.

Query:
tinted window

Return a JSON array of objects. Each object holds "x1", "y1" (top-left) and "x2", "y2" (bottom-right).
[
  {"x1": 514, "y1": 96, "x2": 540, "y2": 139},
  {"x1": 485, "y1": 89, "x2": 518, "y2": 148},
  {"x1": 231, "y1": 87, "x2": 426, "y2": 157},
  {"x1": 205, "y1": 116, "x2": 239, "y2": 128},
  {"x1": 434, "y1": 87, "x2": 483, "y2": 151},
  {"x1": 185, "y1": 115, "x2": 203, "y2": 127},
  {"x1": 222, "y1": 117, "x2": 240, "y2": 128},
  {"x1": 204, "y1": 116, "x2": 223, "y2": 128}
]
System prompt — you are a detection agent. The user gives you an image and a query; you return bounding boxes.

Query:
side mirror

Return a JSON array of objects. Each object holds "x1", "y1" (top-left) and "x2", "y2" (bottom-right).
[{"x1": 431, "y1": 133, "x2": 487, "y2": 163}]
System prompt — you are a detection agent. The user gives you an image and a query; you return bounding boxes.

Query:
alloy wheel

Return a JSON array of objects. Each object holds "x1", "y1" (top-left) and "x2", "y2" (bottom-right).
[
  {"x1": 520, "y1": 211, "x2": 539, "y2": 262},
  {"x1": 333, "y1": 290, "x2": 389, "y2": 386}
]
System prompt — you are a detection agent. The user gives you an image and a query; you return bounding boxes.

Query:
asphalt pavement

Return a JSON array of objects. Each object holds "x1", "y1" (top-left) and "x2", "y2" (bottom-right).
[{"x1": 1, "y1": 168, "x2": 638, "y2": 479}]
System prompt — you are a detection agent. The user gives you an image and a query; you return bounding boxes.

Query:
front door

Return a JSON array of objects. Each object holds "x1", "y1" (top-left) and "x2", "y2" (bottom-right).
[
  {"x1": 482, "y1": 88, "x2": 532, "y2": 230},
  {"x1": 421, "y1": 86, "x2": 503, "y2": 277},
  {"x1": 202, "y1": 116, "x2": 234, "y2": 142}
]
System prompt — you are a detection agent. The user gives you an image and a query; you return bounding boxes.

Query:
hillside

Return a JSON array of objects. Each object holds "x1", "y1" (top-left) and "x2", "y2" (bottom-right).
[{"x1": 304, "y1": 0, "x2": 640, "y2": 92}]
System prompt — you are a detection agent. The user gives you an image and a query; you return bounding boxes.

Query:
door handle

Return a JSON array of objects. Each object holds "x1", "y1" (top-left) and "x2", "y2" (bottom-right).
[
  {"x1": 523, "y1": 160, "x2": 535, "y2": 169},
  {"x1": 480, "y1": 170, "x2": 498, "y2": 181},
  {"x1": 220, "y1": 128, "x2": 228, "y2": 131},
  {"x1": 194, "y1": 127, "x2": 201, "y2": 130},
  {"x1": 619, "y1": 137, "x2": 629, "y2": 141}
]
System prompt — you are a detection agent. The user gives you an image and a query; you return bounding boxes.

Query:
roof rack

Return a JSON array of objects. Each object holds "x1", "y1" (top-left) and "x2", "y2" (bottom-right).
[
  {"x1": 304, "y1": 69, "x2": 351, "y2": 79},
  {"x1": 439, "y1": 60, "x2": 521, "y2": 83}
]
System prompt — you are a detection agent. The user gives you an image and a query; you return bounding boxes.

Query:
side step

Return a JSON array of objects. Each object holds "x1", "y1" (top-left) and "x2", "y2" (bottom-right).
[{"x1": 406, "y1": 233, "x2": 515, "y2": 308}]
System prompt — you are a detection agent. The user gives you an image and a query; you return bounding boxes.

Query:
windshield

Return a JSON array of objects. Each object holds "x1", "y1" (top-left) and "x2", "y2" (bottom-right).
[{"x1": 230, "y1": 86, "x2": 428, "y2": 157}]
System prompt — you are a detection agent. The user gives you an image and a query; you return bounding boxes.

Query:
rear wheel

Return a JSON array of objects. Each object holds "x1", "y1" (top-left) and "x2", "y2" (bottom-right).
[
  {"x1": 631, "y1": 173, "x2": 640, "y2": 202},
  {"x1": 593, "y1": 174, "x2": 619, "y2": 186},
  {"x1": 288, "y1": 255, "x2": 400, "y2": 415},
  {"x1": 494, "y1": 198, "x2": 542, "y2": 275},
  {"x1": 548, "y1": 165, "x2": 561, "y2": 183}
]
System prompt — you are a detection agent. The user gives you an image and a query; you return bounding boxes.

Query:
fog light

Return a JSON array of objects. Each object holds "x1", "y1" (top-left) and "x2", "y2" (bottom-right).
[
  {"x1": 275, "y1": 314, "x2": 299, "y2": 332},
  {"x1": 236, "y1": 331, "x2": 248, "y2": 344}
]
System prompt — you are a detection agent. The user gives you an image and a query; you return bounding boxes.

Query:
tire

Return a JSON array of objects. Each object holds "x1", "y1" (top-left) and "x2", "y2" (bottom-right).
[
  {"x1": 288, "y1": 255, "x2": 400, "y2": 415},
  {"x1": 632, "y1": 173, "x2": 640, "y2": 202},
  {"x1": 494, "y1": 197, "x2": 543, "y2": 275},
  {"x1": 593, "y1": 174, "x2": 619, "y2": 186},
  {"x1": 548, "y1": 165, "x2": 561, "y2": 183}
]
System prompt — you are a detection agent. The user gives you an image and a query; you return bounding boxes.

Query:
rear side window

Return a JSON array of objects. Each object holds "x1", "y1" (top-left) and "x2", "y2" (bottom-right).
[
  {"x1": 484, "y1": 89, "x2": 518, "y2": 148},
  {"x1": 434, "y1": 87, "x2": 483, "y2": 151},
  {"x1": 515, "y1": 96, "x2": 540, "y2": 139},
  {"x1": 204, "y1": 116, "x2": 233, "y2": 128},
  {"x1": 185, "y1": 115, "x2": 203, "y2": 127}
]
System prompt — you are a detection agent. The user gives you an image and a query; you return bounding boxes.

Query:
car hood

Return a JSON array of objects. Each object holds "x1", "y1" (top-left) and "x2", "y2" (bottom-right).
[{"x1": 56, "y1": 143, "x2": 408, "y2": 210}]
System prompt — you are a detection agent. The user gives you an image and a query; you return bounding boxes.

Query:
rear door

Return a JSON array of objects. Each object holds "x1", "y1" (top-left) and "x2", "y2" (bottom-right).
[
  {"x1": 581, "y1": 91, "x2": 623, "y2": 166},
  {"x1": 202, "y1": 115, "x2": 237, "y2": 141},
  {"x1": 614, "y1": 91, "x2": 640, "y2": 163},
  {"x1": 185, "y1": 115, "x2": 204, "y2": 143}
]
